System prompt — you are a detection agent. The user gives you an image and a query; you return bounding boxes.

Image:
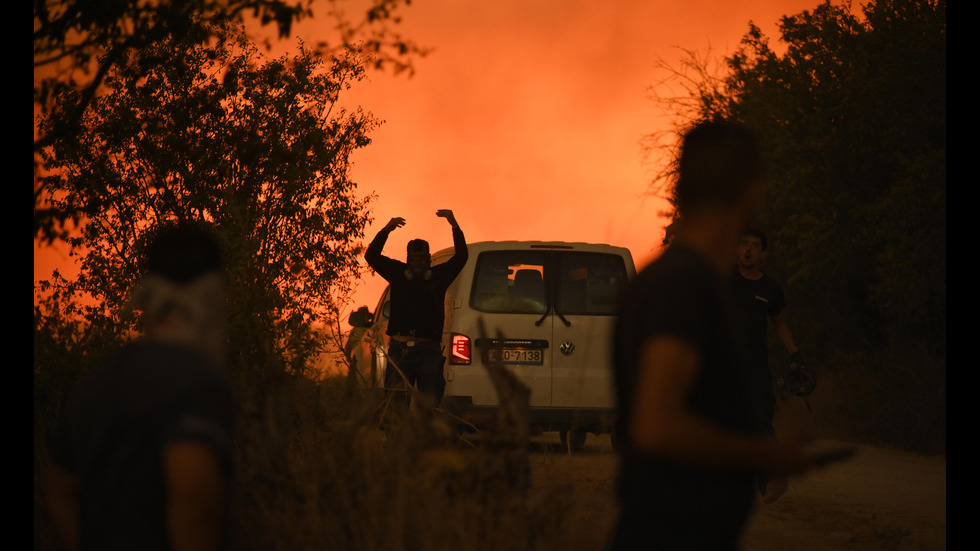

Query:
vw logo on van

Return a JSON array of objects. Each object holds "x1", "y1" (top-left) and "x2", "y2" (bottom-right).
[{"x1": 559, "y1": 341, "x2": 575, "y2": 356}]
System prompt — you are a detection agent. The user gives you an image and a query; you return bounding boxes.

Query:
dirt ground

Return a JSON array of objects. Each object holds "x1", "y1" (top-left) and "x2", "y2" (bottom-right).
[{"x1": 528, "y1": 434, "x2": 946, "y2": 551}]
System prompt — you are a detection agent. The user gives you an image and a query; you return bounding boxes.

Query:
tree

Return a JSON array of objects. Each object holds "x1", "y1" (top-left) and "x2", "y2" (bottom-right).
[
  {"x1": 648, "y1": 0, "x2": 945, "y2": 449},
  {"x1": 653, "y1": 0, "x2": 944, "y2": 353},
  {"x1": 36, "y1": 19, "x2": 376, "y2": 384},
  {"x1": 34, "y1": 0, "x2": 423, "y2": 242}
]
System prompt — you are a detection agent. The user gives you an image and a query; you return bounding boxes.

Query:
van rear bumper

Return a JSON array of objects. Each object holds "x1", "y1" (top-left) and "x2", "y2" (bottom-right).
[{"x1": 442, "y1": 396, "x2": 616, "y2": 435}]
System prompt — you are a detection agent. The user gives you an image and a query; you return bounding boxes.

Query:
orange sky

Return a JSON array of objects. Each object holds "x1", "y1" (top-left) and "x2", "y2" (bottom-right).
[
  {"x1": 319, "y1": 0, "x2": 816, "y2": 313},
  {"x1": 34, "y1": 0, "x2": 818, "y2": 322}
]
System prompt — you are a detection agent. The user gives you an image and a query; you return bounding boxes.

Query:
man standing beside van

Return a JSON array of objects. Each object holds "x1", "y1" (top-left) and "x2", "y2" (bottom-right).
[
  {"x1": 610, "y1": 122, "x2": 810, "y2": 550},
  {"x1": 365, "y1": 209, "x2": 468, "y2": 408}
]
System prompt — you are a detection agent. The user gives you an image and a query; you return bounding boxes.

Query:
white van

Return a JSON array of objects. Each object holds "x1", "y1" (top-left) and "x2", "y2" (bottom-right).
[{"x1": 347, "y1": 241, "x2": 635, "y2": 449}]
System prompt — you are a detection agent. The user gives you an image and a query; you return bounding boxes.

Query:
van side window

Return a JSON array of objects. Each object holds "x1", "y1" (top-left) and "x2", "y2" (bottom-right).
[
  {"x1": 471, "y1": 252, "x2": 548, "y2": 314},
  {"x1": 558, "y1": 253, "x2": 629, "y2": 315}
]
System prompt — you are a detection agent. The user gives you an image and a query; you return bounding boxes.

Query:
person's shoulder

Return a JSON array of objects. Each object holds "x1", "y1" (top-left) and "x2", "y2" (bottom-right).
[
  {"x1": 125, "y1": 340, "x2": 214, "y2": 366},
  {"x1": 113, "y1": 341, "x2": 230, "y2": 390},
  {"x1": 367, "y1": 250, "x2": 404, "y2": 266},
  {"x1": 758, "y1": 272, "x2": 785, "y2": 291},
  {"x1": 638, "y1": 245, "x2": 714, "y2": 285},
  {"x1": 433, "y1": 249, "x2": 467, "y2": 275},
  {"x1": 55, "y1": 341, "x2": 231, "y2": 460},
  {"x1": 729, "y1": 268, "x2": 750, "y2": 284},
  {"x1": 624, "y1": 245, "x2": 717, "y2": 308}
]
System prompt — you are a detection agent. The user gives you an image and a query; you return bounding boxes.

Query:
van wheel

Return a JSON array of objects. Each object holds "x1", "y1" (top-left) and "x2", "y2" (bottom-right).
[{"x1": 559, "y1": 429, "x2": 587, "y2": 453}]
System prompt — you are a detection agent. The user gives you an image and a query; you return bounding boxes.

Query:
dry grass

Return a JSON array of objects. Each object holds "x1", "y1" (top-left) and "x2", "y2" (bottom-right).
[{"x1": 230, "y1": 374, "x2": 591, "y2": 551}]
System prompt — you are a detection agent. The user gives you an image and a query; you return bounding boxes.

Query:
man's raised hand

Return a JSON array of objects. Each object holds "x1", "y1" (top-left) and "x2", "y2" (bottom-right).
[
  {"x1": 384, "y1": 217, "x2": 406, "y2": 232},
  {"x1": 436, "y1": 210, "x2": 459, "y2": 228}
]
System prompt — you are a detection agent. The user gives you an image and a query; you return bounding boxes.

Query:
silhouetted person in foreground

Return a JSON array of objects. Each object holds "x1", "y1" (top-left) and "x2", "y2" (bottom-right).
[
  {"x1": 45, "y1": 223, "x2": 235, "y2": 551},
  {"x1": 610, "y1": 122, "x2": 810, "y2": 550},
  {"x1": 365, "y1": 209, "x2": 468, "y2": 409},
  {"x1": 730, "y1": 227, "x2": 810, "y2": 502}
]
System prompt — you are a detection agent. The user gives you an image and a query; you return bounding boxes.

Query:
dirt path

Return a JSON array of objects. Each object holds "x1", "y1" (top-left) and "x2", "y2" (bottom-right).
[{"x1": 528, "y1": 435, "x2": 945, "y2": 550}]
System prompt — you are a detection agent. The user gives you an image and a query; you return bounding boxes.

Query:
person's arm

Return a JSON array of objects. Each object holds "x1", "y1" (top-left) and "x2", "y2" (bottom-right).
[
  {"x1": 43, "y1": 462, "x2": 81, "y2": 551},
  {"x1": 365, "y1": 218, "x2": 406, "y2": 277},
  {"x1": 164, "y1": 441, "x2": 225, "y2": 551},
  {"x1": 436, "y1": 209, "x2": 468, "y2": 268},
  {"x1": 770, "y1": 312, "x2": 799, "y2": 355},
  {"x1": 629, "y1": 336, "x2": 809, "y2": 477}
]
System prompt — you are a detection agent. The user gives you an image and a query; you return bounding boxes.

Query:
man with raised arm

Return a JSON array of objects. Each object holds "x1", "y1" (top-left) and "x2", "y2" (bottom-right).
[{"x1": 365, "y1": 210, "x2": 468, "y2": 408}]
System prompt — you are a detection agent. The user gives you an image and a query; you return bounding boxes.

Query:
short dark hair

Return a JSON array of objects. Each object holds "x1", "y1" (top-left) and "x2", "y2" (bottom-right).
[
  {"x1": 675, "y1": 121, "x2": 762, "y2": 213},
  {"x1": 407, "y1": 239, "x2": 429, "y2": 255},
  {"x1": 742, "y1": 227, "x2": 768, "y2": 251},
  {"x1": 145, "y1": 222, "x2": 223, "y2": 284}
]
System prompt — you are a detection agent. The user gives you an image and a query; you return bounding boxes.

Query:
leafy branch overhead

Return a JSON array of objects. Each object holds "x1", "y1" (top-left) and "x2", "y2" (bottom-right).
[
  {"x1": 38, "y1": 20, "x2": 376, "y2": 379},
  {"x1": 34, "y1": 0, "x2": 423, "y2": 242}
]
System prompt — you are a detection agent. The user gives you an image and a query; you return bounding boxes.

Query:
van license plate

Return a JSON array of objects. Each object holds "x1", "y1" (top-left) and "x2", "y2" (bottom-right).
[{"x1": 487, "y1": 348, "x2": 544, "y2": 365}]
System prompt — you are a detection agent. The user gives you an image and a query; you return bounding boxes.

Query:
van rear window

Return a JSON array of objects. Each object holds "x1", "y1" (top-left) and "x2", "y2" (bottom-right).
[
  {"x1": 470, "y1": 251, "x2": 628, "y2": 315},
  {"x1": 471, "y1": 252, "x2": 548, "y2": 314},
  {"x1": 557, "y1": 253, "x2": 629, "y2": 315}
]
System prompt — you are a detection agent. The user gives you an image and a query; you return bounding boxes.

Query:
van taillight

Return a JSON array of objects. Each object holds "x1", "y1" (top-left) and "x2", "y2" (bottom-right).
[{"x1": 450, "y1": 333, "x2": 471, "y2": 365}]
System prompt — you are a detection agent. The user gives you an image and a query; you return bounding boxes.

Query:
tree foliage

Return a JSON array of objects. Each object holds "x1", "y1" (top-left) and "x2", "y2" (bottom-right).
[
  {"x1": 649, "y1": 0, "x2": 945, "y2": 449},
  {"x1": 37, "y1": 20, "x2": 376, "y2": 383},
  {"x1": 34, "y1": 0, "x2": 423, "y2": 242},
  {"x1": 654, "y1": 0, "x2": 945, "y2": 355}
]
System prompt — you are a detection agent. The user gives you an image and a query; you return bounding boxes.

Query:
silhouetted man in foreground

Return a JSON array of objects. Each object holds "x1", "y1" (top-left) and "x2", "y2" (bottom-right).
[
  {"x1": 365, "y1": 209, "x2": 468, "y2": 408},
  {"x1": 610, "y1": 122, "x2": 810, "y2": 550},
  {"x1": 45, "y1": 224, "x2": 235, "y2": 551}
]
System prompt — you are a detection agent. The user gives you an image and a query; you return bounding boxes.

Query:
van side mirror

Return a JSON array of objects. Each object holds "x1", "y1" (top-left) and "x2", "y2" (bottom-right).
[{"x1": 348, "y1": 306, "x2": 373, "y2": 328}]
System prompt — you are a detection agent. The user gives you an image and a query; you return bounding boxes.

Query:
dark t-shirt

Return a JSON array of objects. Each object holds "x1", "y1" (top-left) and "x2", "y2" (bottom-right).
[
  {"x1": 612, "y1": 244, "x2": 757, "y2": 548},
  {"x1": 51, "y1": 341, "x2": 235, "y2": 551},
  {"x1": 728, "y1": 271, "x2": 786, "y2": 367},
  {"x1": 365, "y1": 227, "x2": 468, "y2": 341}
]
